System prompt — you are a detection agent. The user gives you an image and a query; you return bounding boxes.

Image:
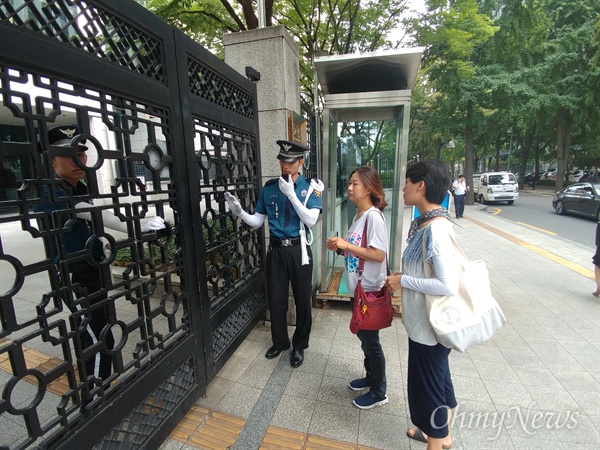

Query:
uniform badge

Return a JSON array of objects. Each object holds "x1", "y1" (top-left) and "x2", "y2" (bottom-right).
[
  {"x1": 314, "y1": 190, "x2": 322, "y2": 198},
  {"x1": 59, "y1": 128, "x2": 77, "y2": 138},
  {"x1": 301, "y1": 189, "x2": 308, "y2": 197}
]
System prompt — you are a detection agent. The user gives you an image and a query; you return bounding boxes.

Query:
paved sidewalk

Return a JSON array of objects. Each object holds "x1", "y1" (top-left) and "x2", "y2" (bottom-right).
[{"x1": 160, "y1": 202, "x2": 599, "y2": 450}]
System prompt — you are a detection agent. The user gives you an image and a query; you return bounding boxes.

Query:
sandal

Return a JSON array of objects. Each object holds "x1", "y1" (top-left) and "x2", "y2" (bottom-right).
[{"x1": 407, "y1": 427, "x2": 452, "y2": 449}]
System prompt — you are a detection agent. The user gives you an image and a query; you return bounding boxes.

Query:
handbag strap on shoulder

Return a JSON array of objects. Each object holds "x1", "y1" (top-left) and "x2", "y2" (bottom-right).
[
  {"x1": 422, "y1": 231, "x2": 433, "y2": 278},
  {"x1": 358, "y1": 220, "x2": 368, "y2": 278},
  {"x1": 449, "y1": 234, "x2": 467, "y2": 261},
  {"x1": 357, "y1": 210, "x2": 389, "y2": 279},
  {"x1": 422, "y1": 228, "x2": 467, "y2": 279}
]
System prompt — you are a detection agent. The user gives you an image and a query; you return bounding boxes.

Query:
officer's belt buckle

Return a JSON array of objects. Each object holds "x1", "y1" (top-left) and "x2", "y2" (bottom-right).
[{"x1": 282, "y1": 238, "x2": 292, "y2": 247}]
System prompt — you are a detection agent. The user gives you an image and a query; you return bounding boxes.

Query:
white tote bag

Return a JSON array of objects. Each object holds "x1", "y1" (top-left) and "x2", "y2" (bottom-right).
[{"x1": 422, "y1": 233, "x2": 506, "y2": 352}]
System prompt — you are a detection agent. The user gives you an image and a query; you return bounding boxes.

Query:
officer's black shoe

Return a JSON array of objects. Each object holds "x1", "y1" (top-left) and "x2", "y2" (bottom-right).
[
  {"x1": 290, "y1": 348, "x2": 304, "y2": 368},
  {"x1": 265, "y1": 343, "x2": 290, "y2": 359}
]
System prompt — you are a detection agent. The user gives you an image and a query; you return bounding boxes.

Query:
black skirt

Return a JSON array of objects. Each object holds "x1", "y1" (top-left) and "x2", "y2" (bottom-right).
[{"x1": 593, "y1": 222, "x2": 600, "y2": 267}]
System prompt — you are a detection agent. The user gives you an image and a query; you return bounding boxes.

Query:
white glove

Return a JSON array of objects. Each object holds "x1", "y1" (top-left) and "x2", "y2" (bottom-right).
[
  {"x1": 141, "y1": 216, "x2": 166, "y2": 233},
  {"x1": 224, "y1": 192, "x2": 243, "y2": 216},
  {"x1": 278, "y1": 175, "x2": 295, "y2": 198}
]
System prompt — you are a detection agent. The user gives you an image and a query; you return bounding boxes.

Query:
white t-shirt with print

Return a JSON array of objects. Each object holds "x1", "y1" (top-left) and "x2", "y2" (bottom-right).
[{"x1": 344, "y1": 207, "x2": 388, "y2": 296}]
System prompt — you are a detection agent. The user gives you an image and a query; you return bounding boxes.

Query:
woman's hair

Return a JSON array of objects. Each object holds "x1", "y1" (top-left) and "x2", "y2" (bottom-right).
[
  {"x1": 406, "y1": 160, "x2": 451, "y2": 205},
  {"x1": 349, "y1": 166, "x2": 388, "y2": 211}
]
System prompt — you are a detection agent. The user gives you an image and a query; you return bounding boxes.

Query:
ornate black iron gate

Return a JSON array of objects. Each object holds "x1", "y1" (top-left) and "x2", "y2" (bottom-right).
[{"x1": 0, "y1": 1, "x2": 266, "y2": 449}]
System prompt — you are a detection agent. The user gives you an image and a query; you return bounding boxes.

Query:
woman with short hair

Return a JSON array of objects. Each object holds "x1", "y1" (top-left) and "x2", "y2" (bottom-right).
[{"x1": 387, "y1": 160, "x2": 459, "y2": 450}]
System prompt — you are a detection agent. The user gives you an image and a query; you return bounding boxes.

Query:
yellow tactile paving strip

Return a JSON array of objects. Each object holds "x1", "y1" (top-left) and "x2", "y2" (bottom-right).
[
  {"x1": 0, "y1": 340, "x2": 76, "y2": 396},
  {"x1": 171, "y1": 407, "x2": 243, "y2": 449},
  {"x1": 465, "y1": 216, "x2": 595, "y2": 279},
  {"x1": 1, "y1": 341, "x2": 379, "y2": 448},
  {"x1": 169, "y1": 405, "x2": 382, "y2": 449}
]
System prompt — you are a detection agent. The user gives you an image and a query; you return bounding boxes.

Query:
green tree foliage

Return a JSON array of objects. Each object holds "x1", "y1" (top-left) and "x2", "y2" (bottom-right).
[
  {"x1": 407, "y1": 0, "x2": 599, "y2": 191},
  {"x1": 140, "y1": 0, "x2": 600, "y2": 188},
  {"x1": 139, "y1": 0, "x2": 409, "y2": 107},
  {"x1": 478, "y1": 0, "x2": 549, "y2": 184},
  {"x1": 408, "y1": 0, "x2": 499, "y2": 202},
  {"x1": 538, "y1": 0, "x2": 600, "y2": 189},
  {"x1": 139, "y1": 0, "x2": 255, "y2": 50}
]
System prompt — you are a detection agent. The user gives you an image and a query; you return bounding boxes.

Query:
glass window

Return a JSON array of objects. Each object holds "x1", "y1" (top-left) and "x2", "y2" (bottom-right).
[{"x1": 488, "y1": 174, "x2": 516, "y2": 184}]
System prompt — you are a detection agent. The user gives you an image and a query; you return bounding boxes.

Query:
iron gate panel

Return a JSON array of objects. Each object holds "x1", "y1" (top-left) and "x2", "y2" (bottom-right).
[
  {"x1": 172, "y1": 31, "x2": 266, "y2": 377},
  {"x1": 0, "y1": 1, "x2": 266, "y2": 449}
]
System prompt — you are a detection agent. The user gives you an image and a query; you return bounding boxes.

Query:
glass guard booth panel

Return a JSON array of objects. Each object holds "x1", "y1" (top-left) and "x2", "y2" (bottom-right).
[
  {"x1": 314, "y1": 48, "x2": 423, "y2": 303},
  {"x1": 320, "y1": 112, "x2": 408, "y2": 300},
  {"x1": 323, "y1": 112, "x2": 340, "y2": 288}
]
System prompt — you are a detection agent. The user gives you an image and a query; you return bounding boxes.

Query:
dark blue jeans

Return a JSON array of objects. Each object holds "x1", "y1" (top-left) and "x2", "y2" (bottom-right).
[
  {"x1": 357, "y1": 328, "x2": 387, "y2": 398},
  {"x1": 453, "y1": 194, "x2": 465, "y2": 217}
]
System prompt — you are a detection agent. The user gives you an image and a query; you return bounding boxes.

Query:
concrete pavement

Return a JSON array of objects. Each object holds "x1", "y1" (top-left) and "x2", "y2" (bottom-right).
[{"x1": 159, "y1": 194, "x2": 600, "y2": 450}]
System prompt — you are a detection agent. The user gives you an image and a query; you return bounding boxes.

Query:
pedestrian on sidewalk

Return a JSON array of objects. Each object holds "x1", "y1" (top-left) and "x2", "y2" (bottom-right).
[
  {"x1": 529, "y1": 174, "x2": 537, "y2": 190},
  {"x1": 225, "y1": 140, "x2": 324, "y2": 368},
  {"x1": 593, "y1": 221, "x2": 600, "y2": 298},
  {"x1": 387, "y1": 160, "x2": 459, "y2": 450},
  {"x1": 326, "y1": 166, "x2": 389, "y2": 410},
  {"x1": 451, "y1": 174, "x2": 469, "y2": 218}
]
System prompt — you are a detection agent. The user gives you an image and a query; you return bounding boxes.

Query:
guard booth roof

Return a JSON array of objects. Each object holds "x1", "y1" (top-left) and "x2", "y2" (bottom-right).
[{"x1": 314, "y1": 49, "x2": 424, "y2": 96}]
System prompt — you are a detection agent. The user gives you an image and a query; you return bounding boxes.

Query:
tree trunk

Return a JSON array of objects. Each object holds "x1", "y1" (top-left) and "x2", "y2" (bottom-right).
[
  {"x1": 564, "y1": 116, "x2": 572, "y2": 184},
  {"x1": 518, "y1": 137, "x2": 528, "y2": 189},
  {"x1": 534, "y1": 147, "x2": 541, "y2": 179},
  {"x1": 518, "y1": 127, "x2": 535, "y2": 189},
  {"x1": 239, "y1": 0, "x2": 258, "y2": 29},
  {"x1": 434, "y1": 137, "x2": 442, "y2": 161},
  {"x1": 555, "y1": 108, "x2": 566, "y2": 191},
  {"x1": 465, "y1": 121, "x2": 474, "y2": 205},
  {"x1": 494, "y1": 136, "x2": 501, "y2": 172}
]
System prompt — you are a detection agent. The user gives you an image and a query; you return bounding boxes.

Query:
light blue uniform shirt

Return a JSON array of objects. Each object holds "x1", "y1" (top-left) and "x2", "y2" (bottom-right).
[{"x1": 255, "y1": 174, "x2": 323, "y2": 239}]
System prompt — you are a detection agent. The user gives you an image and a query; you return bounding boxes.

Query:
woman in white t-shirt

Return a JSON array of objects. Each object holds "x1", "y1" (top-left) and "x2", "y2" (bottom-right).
[{"x1": 326, "y1": 166, "x2": 389, "y2": 410}]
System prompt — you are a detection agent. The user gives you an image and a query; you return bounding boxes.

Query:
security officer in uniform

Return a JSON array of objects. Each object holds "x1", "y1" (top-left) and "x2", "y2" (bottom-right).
[
  {"x1": 225, "y1": 140, "x2": 324, "y2": 368},
  {"x1": 34, "y1": 125, "x2": 166, "y2": 410}
]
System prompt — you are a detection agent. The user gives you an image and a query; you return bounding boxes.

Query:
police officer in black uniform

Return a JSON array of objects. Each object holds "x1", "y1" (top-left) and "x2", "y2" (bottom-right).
[
  {"x1": 225, "y1": 140, "x2": 324, "y2": 368},
  {"x1": 34, "y1": 125, "x2": 166, "y2": 410}
]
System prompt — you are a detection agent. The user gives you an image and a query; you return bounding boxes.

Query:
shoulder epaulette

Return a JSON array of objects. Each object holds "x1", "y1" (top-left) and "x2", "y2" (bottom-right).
[{"x1": 265, "y1": 178, "x2": 279, "y2": 186}]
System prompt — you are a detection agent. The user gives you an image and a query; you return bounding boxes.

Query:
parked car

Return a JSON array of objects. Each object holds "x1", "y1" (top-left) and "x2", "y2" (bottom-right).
[
  {"x1": 569, "y1": 169, "x2": 588, "y2": 183},
  {"x1": 472, "y1": 172, "x2": 519, "y2": 205},
  {"x1": 552, "y1": 182, "x2": 600, "y2": 220},
  {"x1": 524, "y1": 172, "x2": 543, "y2": 183},
  {"x1": 543, "y1": 168, "x2": 557, "y2": 180}
]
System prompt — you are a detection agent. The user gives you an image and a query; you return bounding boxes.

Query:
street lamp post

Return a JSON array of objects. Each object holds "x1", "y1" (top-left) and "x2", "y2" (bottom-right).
[{"x1": 257, "y1": 0, "x2": 266, "y2": 27}]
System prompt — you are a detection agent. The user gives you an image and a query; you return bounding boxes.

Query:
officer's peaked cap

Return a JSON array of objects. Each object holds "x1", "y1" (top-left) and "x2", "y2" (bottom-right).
[
  {"x1": 40, "y1": 125, "x2": 88, "y2": 152},
  {"x1": 276, "y1": 140, "x2": 308, "y2": 162}
]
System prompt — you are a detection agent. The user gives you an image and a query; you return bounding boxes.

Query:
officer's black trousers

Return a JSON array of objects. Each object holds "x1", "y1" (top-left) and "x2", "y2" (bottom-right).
[
  {"x1": 266, "y1": 244, "x2": 313, "y2": 350},
  {"x1": 69, "y1": 266, "x2": 114, "y2": 399}
]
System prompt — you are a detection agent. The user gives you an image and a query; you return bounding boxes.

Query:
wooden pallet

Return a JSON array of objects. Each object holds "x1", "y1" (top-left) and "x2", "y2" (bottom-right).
[{"x1": 315, "y1": 269, "x2": 349, "y2": 309}]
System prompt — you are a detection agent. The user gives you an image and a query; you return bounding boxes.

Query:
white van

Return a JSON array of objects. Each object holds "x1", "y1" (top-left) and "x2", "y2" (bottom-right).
[{"x1": 472, "y1": 172, "x2": 519, "y2": 205}]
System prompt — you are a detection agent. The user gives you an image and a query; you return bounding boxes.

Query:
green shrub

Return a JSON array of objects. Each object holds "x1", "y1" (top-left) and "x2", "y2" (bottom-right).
[{"x1": 114, "y1": 247, "x2": 133, "y2": 262}]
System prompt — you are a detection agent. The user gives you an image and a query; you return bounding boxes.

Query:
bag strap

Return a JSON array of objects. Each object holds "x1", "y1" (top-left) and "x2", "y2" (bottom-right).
[
  {"x1": 357, "y1": 220, "x2": 368, "y2": 279},
  {"x1": 422, "y1": 231, "x2": 431, "y2": 278},
  {"x1": 357, "y1": 210, "x2": 389, "y2": 281},
  {"x1": 449, "y1": 233, "x2": 467, "y2": 261},
  {"x1": 422, "y1": 226, "x2": 467, "y2": 280}
]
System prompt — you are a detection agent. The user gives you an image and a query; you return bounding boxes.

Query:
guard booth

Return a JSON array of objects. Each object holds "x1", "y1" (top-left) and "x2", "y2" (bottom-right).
[{"x1": 313, "y1": 49, "x2": 423, "y2": 307}]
